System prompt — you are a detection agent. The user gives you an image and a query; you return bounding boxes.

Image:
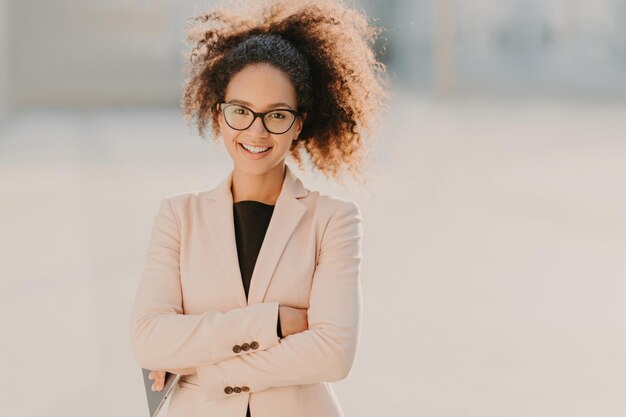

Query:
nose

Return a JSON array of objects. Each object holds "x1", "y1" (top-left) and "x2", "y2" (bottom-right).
[{"x1": 249, "y1": 115, "x2": 269, "y2": 135}]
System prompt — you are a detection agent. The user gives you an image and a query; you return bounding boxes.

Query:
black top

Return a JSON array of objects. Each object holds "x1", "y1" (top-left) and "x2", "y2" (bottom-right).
[
  {"x1": 232, "y1": 200, "x2": 282, "y2": 417},
  {"x1": 233, "y1": 200, "x2": 273, "y2": 300}
]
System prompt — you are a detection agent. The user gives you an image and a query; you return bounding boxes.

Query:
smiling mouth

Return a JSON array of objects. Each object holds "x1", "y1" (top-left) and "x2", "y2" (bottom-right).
[{"x1": 239, "y1": 143, "x2": 272, "y2": 153}]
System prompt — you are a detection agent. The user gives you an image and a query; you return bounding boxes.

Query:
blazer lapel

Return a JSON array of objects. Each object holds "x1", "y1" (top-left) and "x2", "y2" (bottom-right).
[
  {"x1": 248, "y1": 166, "x2": 308, "y2": 305},
  {"x1": 205, "y1": 164, "x2": 309, "y2": 307},
  {"x1": 205, "y1": 172, "x2": 246, "y2": 307}
]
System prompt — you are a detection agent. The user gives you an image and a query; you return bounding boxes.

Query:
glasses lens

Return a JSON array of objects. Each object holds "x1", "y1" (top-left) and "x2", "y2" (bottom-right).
[
  {"x1": 263, "y1": 110, "x2": 296, "y2": 134},
  {"x1": 223, "y1": 105, "x2": 254, "y2": 130}
]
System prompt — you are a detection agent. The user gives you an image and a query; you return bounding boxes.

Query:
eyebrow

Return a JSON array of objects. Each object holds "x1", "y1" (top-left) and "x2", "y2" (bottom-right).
[{"x1": 227, "y1": 99, "x2": 294, "y2": 110}]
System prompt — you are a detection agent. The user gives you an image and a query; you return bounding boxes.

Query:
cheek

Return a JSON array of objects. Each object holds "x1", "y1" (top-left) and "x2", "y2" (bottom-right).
[
  {"x1": 221, "y1": 132, "x2": 241, "y2": 157},
  {"x1": 275, "y1": 136, "x2": 293, "y2": 152},
  {"x1": 219, "y1": 123, "x2": 239, "y2": 144},
  {"x1": 218, "y1": 116, "x2": 232, "y2": 137}
]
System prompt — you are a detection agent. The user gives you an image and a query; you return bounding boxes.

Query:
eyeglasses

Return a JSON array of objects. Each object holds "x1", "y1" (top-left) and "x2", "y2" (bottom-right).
[{"x1": 217, "y1": 102, "x2": 302, "y2": 135}]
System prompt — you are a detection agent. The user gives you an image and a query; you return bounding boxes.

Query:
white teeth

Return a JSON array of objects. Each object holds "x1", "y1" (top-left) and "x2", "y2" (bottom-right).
[{"x1": 241, "y1": 143, "x2": 270, "y2": 153}]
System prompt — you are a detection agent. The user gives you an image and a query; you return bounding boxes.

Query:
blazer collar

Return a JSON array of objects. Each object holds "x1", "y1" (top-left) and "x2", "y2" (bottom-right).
[
  {"x1": 205, "y1": 164, "x2": 309, "y2": 306},
  {"x1": 207, "y1": 162, "x2": 308, "y2": 201}
]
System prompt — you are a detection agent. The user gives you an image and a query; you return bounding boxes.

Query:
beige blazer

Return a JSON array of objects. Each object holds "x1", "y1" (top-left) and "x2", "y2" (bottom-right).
[{"x1": 129, "y1": 163, "x2": 363, "y2": 417}]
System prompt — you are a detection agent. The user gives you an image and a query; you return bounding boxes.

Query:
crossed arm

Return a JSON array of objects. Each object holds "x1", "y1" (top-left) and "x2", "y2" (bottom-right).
[
  {"x1": 129, "y1": 197, "x2": 363, "y2": 401},
  {"x1": 147, "y1": 305, "x2": 303, "y2": 390}
]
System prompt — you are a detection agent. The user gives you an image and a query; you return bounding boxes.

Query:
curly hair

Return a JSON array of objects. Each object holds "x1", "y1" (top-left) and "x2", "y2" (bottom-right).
[{"x1": 181, "y1": 0, "x2": 390, "y2": 183}]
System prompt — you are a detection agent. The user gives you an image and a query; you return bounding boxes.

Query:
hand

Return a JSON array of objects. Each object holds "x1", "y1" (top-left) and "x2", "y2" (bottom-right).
[
  {"x1": 278, "y1": 305, "x2": 309, "y2": 337},
  {"x1": 148, "y1": 370, "x2": 166, "y2": 392},
  {"x1": 148, "y1": 368, "x2": 196, "y2": 391}
]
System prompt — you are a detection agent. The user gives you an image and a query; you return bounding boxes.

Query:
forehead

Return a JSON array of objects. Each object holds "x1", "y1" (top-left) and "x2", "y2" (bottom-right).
[{"x1": 225, "y1": 63, "x2": 297, "y2": 109}]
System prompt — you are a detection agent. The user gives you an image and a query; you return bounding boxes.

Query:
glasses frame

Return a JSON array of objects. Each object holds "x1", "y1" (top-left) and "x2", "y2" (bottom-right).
[{"x1": 217, "y1": 102, "x2": 302, "y2": 134}]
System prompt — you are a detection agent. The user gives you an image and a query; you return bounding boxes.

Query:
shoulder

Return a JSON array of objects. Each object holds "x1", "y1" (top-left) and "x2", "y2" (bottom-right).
[
  {"x1": 163, "y1": 190, "x2": 208, "y2": 207},
  {"x1": 158, "y1": 188, "x2": 361, "y2": 222},
  {"x1": 154, "y1": 190, "x2": 212, "y2": 222},
  {"x1": 309, "y1": 193, "x2": 363, "y2": 255},
  {"x1": 304, "y1": 190, "x2": 362, "y2": 227}
]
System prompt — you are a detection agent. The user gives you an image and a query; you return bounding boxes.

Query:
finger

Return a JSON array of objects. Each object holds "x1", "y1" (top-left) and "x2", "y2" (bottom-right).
[
  {"x1": 149, "y1": 370, "x2": 162, "y2": 379},
  {"x1": 152, "y1": 377, "x2": 164, "y2": 391},
  {"x1": 150, "y1": 371, "x2": 165, "y2": 391},
  {"x1": 156, "y1": 372, "x2": 166, "y2": 391}
]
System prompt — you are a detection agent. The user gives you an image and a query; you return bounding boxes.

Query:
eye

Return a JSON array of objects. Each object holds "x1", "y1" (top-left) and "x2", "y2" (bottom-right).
[
  {"x1": 233, "y1": 106, "x2": 248, "y2": 115},
  {"x1": 268, "y1": 112, "x2": 286, "y2": 119}
]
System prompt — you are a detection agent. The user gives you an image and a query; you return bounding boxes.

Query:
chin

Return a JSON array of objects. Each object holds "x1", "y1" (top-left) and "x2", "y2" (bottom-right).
[
  {"x1": 235, "y1": 158, "x2": 287, "y2": 175},
  {"x1": 234, "y1": 161, "x2": 272, "y2": 174}
]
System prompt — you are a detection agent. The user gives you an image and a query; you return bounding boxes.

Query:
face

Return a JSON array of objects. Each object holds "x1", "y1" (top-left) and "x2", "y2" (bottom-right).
[{"x1": 218, "y1": 63, "x2": 307, "y2": 176}]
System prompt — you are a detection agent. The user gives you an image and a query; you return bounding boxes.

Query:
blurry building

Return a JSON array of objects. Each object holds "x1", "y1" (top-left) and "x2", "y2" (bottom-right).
[
  {"x1": 363, "y1": 0, "x2": 626, "y2": 96},
  {"x1": 1, "y1": 0, "x2": 626, "y2": 128},
  {"x1": 0, "y1": 0, "x2": 11, "y2": 125}
]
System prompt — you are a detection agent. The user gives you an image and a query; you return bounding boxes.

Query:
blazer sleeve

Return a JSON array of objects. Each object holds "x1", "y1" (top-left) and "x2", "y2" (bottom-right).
[
  {"x1": 128, "y1": 198, "x2": 281, "y2": 370},
  {"x1": 195, "y1": 200, "x2": 363, "y2": 401}
]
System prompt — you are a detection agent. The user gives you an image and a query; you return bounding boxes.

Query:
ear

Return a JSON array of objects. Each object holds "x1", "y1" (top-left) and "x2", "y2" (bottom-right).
[
  {"x1": 216, "y1": 103, "x2": 224, "y2": 128},
  {"x1": 296, "y1": 112, "x2": 307, "y2": 136}
]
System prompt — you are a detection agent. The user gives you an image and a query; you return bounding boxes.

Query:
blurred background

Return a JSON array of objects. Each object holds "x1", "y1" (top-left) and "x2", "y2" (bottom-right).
[{"x1": 1, "y1": 0, "x2": 625, "y2": 416}]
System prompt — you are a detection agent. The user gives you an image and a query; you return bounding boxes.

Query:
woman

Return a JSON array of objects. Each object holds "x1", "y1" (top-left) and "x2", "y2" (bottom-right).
[{"x1": 129, "y1": 1, "x2": 388, "y2": 416}]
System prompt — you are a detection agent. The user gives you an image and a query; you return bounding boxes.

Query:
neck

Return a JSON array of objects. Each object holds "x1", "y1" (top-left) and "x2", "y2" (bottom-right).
[{"x1": 231, "y1": 163, "x2": 285, "y2": 205}]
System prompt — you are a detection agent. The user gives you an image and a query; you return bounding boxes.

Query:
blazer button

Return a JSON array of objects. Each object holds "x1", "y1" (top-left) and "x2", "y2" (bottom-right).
[
  {"x1": 233, "y1": 386, "x2": 242, "y2": 393},
  {"x1": 241, "y1": 386, "x2": 250, "y2": 392},
  {"x1": 250, "y1": 341, "x2": 259, "y2": 350},
  {"x1": 224, "y1": 386, "x2": 234, "y2": 394},
  {"x1": 241, "y1": 342, "x2": 250, "y2": 351},
  {"x1": 232, "y1": 345, "x2": 241, "y2": 353}
]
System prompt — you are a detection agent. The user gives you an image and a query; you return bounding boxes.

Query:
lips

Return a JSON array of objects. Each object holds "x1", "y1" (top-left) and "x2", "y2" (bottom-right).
[
  {"x1": 239, "y1": 142, "x2": 272, "y2": 149},
  {"x1": 238, "y1": 142, "x2": 273, "y2": 159}
]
